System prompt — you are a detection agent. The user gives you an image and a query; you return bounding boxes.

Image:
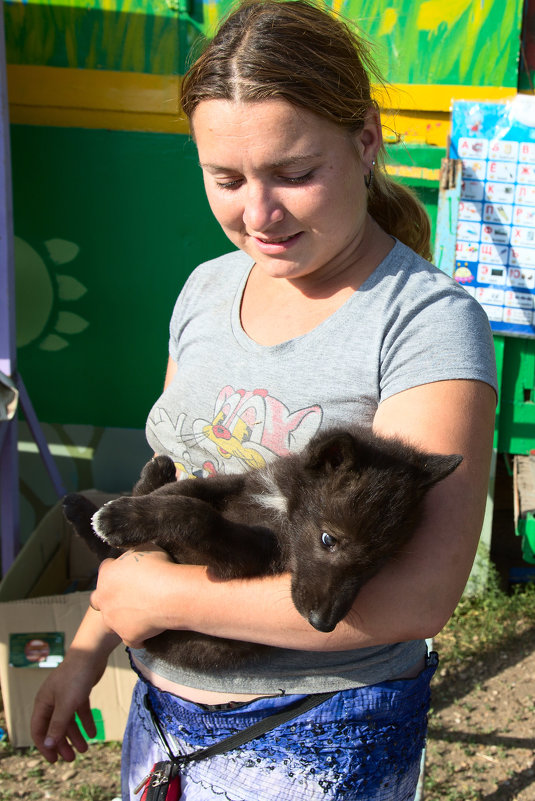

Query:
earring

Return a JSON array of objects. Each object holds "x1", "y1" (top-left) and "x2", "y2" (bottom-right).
[{"x1": 364, "y1": 160, "x2": 375, "y2": 190}]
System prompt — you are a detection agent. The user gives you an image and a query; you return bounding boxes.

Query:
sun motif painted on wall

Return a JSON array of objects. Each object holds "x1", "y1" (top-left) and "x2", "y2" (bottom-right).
[{"x1": 15, "y1": 236, "x2": 89, "y2": 351}]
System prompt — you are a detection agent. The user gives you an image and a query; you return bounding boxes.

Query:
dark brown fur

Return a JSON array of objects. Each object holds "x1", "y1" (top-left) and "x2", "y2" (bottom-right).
[{"x1": 62, "y1": 426, "x2": 461, "y2": 671}]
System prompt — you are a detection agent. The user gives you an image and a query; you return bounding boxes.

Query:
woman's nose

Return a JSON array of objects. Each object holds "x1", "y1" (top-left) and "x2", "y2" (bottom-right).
[{"x1": 242, "y1": 183, "x2": 284, "y2": 231}]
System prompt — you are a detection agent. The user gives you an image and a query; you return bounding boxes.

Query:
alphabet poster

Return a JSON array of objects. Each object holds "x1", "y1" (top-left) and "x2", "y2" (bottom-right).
[{"x1": 450, "y1": 96, "x2": 535, "y2": 337}]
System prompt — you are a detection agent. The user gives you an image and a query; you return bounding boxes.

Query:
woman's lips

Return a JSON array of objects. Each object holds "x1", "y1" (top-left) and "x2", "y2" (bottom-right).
[{"x1": 250, "y1": 232, "x2": 303, "y2": 252}]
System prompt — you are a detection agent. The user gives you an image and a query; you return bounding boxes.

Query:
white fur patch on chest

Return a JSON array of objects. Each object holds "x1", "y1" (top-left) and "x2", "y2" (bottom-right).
[{"x1": 251, "y1": 467, "x2": 288, "y2": 516}]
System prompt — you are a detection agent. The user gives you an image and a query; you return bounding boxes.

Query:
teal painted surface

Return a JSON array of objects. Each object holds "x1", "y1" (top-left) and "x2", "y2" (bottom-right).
[
  {"x1": 433, "y1": 161, "x2": 462, "y2": 277},
  {"x1": 516, "y1": 515, "x2": 535, "y2": 563},
  {"x1": 16, "y1": 421, "x2": 150, "y2": 542},
  {"x1": 12, "y1": 125, "x2": 229, "y2": 429}
]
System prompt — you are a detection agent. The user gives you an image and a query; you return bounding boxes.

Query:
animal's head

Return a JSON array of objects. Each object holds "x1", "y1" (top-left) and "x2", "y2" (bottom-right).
[{"x1": 285, "y1": 427, "x2": 462, "y2": 633}]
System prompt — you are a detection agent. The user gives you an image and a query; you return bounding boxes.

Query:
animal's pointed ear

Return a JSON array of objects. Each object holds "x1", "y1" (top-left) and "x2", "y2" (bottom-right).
[
  {"x1": 305, "y1": 431, "x2": 362, "y2": 472},
  {"x1": 420, "y1": 453, "x2": 463, "y2": 488}
]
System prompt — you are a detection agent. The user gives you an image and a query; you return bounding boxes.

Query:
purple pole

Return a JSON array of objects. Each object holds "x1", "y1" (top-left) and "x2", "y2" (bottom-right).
[
  {"x1": 0, "y1": 0, "x2": 20, "y2": 574},
  {"x1": 0, "y1": 1, "x2": 66, "y2": 576}
]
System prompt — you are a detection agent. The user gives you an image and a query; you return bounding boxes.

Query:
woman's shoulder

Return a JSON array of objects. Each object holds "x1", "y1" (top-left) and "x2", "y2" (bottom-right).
[
  {"x1": 381, "y1": 239, "x2": 487, "y2": 314},
  {"x1": 376, "y1": 241, "x2": 498, "y2": 397},
  {"x1": 385, "y1": 239, "x2": 460, "y2": 286}
]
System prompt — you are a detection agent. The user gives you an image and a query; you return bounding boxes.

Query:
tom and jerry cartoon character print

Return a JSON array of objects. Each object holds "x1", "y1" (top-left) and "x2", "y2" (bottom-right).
[{"x1": 148, "y1": 385, "x2": 322, "y2": 480}]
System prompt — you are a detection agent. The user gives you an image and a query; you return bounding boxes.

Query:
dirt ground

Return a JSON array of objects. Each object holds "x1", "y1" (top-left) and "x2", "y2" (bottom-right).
[
  {"x1": 425, "y1": 622, "x2": 535, "y2": 800},
  {"x1": 1, "y1": 624, "x2": 534, "y2": 800}
]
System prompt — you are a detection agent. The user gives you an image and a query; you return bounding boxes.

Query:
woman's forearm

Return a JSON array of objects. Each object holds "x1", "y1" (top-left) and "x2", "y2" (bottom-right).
[{"x1": 71, "y1": 606, "x2": 122, "y2": 655}]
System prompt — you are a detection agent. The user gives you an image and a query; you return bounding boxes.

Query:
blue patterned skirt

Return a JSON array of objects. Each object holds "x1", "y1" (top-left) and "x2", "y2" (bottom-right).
[{"x1": 121, "y1": 653, "x2": 437, "y2": 801}]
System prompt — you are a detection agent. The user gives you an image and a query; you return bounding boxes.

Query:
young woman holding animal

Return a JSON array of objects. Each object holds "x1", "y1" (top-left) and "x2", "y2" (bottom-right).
[{"x1": 31, "y1": 1, "x2": 497, "y2": 799}]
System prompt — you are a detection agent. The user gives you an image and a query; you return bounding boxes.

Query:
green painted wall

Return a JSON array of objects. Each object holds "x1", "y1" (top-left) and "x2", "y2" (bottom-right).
[
  {"x1": 212, "y1": 0, "x2": 524, "y2": 88},
  {"x1": 4, "y1": 0, "x2": 192, "y2": 73},
  {"x1": 13, "y1": 125, "x2": 229, "y2": 429}
]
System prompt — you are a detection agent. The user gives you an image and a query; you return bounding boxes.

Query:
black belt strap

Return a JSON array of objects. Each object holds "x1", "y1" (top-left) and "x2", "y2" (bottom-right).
[{"x1": 144, "y1": 689, "x2": 336, "y2": 767}]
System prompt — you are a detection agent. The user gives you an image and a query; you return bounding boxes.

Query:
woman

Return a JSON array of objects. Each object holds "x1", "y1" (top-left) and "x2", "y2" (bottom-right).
[{"x1": 31, "y1": 2, "x2": 497, "y2": 799}]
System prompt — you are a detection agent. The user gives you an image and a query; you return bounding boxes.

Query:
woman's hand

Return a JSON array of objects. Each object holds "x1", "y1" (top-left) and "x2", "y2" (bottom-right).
[
  {"x1": 31, "y1": 610, "x2": 120, "y2": 763},
  {"x1": 32, "y1": 649, "x2": 103, "y2": 762},
  {"x1": 90, "y1": 544, "x2": 175, "y2": 648}
]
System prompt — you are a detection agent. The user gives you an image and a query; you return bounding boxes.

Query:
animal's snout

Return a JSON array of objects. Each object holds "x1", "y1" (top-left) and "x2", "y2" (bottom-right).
[{"x1": 308, "y1": 610, "x2": 336, "y2": 633}]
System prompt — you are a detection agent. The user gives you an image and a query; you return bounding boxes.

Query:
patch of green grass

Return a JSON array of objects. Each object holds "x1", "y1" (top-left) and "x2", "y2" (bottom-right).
[
  {"x1": 66, "y1": 785, "x2": 110, "y2": 801},
  {"x1": 437, "y1": 569, "x2": 535, "y2": 665}
]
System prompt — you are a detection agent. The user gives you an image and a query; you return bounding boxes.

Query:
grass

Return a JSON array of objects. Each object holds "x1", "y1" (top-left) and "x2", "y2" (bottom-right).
[{"x1": 435, "y1": 570, "x2": 535, "y2": 665}]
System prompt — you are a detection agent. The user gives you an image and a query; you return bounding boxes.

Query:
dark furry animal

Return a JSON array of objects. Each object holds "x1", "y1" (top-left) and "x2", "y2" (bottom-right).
[{"x1": 63, "y1": 426, "x2": 461, "y2": 671}]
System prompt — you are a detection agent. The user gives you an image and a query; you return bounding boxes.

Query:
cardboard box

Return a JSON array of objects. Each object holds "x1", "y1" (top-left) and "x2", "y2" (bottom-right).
[{"x1": 0, "y1": 492, "x2": 137, "y2": 747}]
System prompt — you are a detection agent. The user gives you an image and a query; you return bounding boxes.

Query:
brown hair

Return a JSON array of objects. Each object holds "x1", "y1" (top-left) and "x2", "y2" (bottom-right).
[{"x1": 181, "y1": 0, "x2": 431, "y2": 260}]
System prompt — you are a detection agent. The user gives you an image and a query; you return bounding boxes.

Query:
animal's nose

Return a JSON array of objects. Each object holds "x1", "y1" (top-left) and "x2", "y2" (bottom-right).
[{"x1": 308, "y1": 611, "x2": 335, "y2": 633}]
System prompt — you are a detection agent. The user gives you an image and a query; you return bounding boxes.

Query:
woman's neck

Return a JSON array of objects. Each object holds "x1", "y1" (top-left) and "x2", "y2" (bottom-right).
[{"x1": 240, "y1": 219, "x2": 394, "y2": 346}]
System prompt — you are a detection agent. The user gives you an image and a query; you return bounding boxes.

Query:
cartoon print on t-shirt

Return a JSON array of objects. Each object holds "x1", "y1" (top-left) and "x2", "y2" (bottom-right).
[
  {"x1": 148, "y1": 385, "x2": 322, "y2": 479},
  {"x1": 191, "y1": 386, "x2": 322, "y2": 474},
  {"x1": 147, "y1": 408, "x2": 199, "y2": 479}
]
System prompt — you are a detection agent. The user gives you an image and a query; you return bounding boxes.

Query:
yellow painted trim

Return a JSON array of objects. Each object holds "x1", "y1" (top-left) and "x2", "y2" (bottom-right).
[
  {"x1": 6, "y1": 65, "x2": 518, "y2": 139},
  {"x1": 375, "y1": 83, "x2": 517, "y2": 113},
  {"x1": 381, "y1": 109, "x2": 451, "y2": 147},
  {"x1": 10, "y1": 105, "x2": 190, "y2": 133},
  {"x1": 7, "y1": 65, "x2": 189, "y2": 134},
  {"x1": 385, "y1": 165, "x2": 441, "y2": 182}
]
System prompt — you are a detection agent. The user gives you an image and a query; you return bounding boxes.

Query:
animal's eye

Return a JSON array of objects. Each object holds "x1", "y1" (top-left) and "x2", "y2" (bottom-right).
[{"x1": 321, "y1": 531, "x2": 337, "y2": 549}]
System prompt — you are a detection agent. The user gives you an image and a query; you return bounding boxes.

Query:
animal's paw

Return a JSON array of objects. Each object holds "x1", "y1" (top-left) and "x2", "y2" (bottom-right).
[
  {"x1": 62, "y1": 493, "x2": 98, "y2": 528},
  {"x1": 91, "y1": 497, "x2": 144, "y2": 547},
  {"x1": 133, "y1": 455, "x2": 176, "y2": 495}
]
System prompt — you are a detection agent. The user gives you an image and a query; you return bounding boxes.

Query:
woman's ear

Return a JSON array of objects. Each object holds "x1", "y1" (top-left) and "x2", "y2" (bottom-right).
[{"x1": 353, "y1": 107, "x2": 383, "y2": 171}]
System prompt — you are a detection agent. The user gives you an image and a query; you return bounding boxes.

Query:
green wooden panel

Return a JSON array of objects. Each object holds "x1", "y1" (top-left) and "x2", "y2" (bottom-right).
[
  {"x1": 519, "y1": 0, "x2": 535, "y2": 92},
  {"x1": 497, "y1": 337, "x2": 535, "y2": 455},
  {"x1": 385, "y1": 143, "x2": 443, "y2": 251},
  {"x1": 385, "y1": 143, "x2": 443, "y2": 173},
  {"x1": 12, "y1": 124, "x2": 229, "y2": 428}
]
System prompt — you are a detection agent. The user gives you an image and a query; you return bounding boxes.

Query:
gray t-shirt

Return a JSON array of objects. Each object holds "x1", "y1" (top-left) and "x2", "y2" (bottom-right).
[{"x1": 134, "y1": 239, "x2": 497, "y2": 693}]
